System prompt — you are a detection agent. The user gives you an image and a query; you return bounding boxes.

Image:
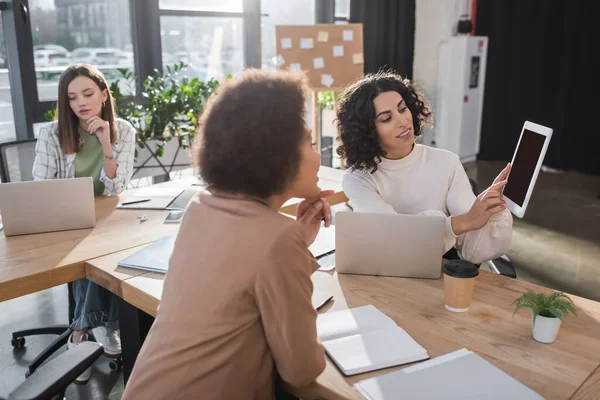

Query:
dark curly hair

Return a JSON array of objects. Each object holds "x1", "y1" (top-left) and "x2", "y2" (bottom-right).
[
  {"x1": 336, "y1": 71, "x2": 432, "y2": 172},
  {"x1": 194, "y1": 69, "x2": 309, "y2": 199}
]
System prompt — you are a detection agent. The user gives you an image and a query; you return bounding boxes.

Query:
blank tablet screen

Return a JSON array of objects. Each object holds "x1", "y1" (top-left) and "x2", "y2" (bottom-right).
[{"x1": 503, "y1": 129, "x2": 546, "y2": 206}]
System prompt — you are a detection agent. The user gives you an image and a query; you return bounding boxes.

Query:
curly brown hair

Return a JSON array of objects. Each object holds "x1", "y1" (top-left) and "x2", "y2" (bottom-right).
[
  {"x1": 336, "y1": 71, "x2": 432, "y2": 172},
  {"x1": 194, "y1": 69, "x2": 310, "y2": 199}
]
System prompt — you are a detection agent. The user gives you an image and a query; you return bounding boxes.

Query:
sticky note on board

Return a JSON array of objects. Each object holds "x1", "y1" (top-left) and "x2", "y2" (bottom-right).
[
  {"x1": 281, "y1": 37, "x2": 292, "y2": 49},
  {"x1": 352, "y1": 53, "x2": 364, "y2": 64},
  {"x1": 313, "y1": 57, "x2": 325, "y2": 69},
  {"x1": 300, "y1": 38, "x2": 314, "y2": 49},
  {"x1": 318, "y1": 31, "x2": 329, "y2": 42},
  {"x1": 273, "y1": 54, "x2": 286, "y2": 67},
  {"x1": 343, "y1": 30, "x2": 354, "y2": 41},
  {"x1": 290, "y1": 63, "x2": 302, "y2": 73},
  {"x1": 333, "y1": 45, "x2": 344, "y2": 57},
  {"x1": 321, "y1": 74, "x2": 335, "y2": 88}
]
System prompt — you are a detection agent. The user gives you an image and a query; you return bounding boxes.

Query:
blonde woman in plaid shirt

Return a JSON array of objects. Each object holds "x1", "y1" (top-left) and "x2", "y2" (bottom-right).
[{"x1": 32, "y1": 64, "x2": 135, "y2": 384}]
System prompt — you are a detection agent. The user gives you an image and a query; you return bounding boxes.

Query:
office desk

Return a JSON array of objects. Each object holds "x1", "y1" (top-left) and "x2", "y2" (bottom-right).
[
  {"x1": 0, "y1": 166, "x2": 346, "y2": 302},
  {"x1": 86, "y1": 247, "x2": 600, "y2": 399},
  {"x1": 0, "y1": 196, "x2": 179, "y2": 302}
]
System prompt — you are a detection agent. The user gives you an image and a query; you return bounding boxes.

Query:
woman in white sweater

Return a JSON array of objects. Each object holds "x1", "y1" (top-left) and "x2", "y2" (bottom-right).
[{"x1": 336, "y1": 72, "x2": 512, "y2": 264}]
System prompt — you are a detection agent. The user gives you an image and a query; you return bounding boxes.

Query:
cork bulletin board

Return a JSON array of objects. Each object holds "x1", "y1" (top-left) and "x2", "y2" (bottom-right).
[{"x1": 274, "y1": 23, "x2": 364, "y2": 91}]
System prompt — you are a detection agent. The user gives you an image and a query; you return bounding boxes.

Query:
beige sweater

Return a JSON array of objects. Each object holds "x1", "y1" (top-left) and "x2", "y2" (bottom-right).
[{"x1": 122, "y1": 191, "x2": 326, "y2": 400}]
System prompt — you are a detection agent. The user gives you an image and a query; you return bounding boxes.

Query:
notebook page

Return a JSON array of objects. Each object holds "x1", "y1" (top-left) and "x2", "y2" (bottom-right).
[
  {"x1": 316, "y1": 305, "x2": 398, "y2": 342},
  {"x1": 323, "y1": 326, "x2": 429, "y2": 375}
]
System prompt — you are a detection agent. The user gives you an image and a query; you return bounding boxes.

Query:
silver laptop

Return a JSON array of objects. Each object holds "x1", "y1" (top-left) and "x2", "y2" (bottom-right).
[
  {"x1": 0, "y1": 178, "x2": 96, "y2": 237},
  {"x1": 335, "y1": 212, "x2": 446, "y2": 279}
]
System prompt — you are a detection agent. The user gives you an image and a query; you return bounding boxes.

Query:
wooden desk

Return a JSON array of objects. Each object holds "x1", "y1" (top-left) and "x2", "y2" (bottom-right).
[
  {"x1": 0, "y1": 166, "x2": 346, "y2": 302},
  {"x1": 0, "y1": 195, "x2": 181, "y2": 302},
  {"x1": 85, "y1": 247, "x2": 600, "y2": 399}
]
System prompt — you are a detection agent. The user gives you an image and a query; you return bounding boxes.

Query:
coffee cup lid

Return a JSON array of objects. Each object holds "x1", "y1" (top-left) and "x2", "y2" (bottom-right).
[{"x1": 442, "y1": 260, "x2": 479, "y2": 278}]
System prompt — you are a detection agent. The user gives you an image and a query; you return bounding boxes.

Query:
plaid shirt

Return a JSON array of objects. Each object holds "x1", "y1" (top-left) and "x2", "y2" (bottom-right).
[{"x1": 32, "y1": 118, "x2": 136, "y2": 196}]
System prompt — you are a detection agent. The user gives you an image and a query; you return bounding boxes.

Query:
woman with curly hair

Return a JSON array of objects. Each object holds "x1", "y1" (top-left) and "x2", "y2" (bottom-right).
[{"x1": 336, "y1": 71, "x2": 512, "y2": 264}]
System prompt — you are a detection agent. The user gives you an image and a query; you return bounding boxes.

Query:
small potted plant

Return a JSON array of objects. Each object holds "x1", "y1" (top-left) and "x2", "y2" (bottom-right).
[{"x1": 513, "y1": 291, "x2": 576, "y2": 343}]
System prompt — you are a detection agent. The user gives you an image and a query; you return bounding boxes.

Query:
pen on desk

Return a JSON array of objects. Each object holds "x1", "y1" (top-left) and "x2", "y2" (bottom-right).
[
  {"x1": 121, "y1": 199, "x2": 151, "y2": 206},
  {"x1": 315, "y1": 295, "x2": 334, "y2": 311}
]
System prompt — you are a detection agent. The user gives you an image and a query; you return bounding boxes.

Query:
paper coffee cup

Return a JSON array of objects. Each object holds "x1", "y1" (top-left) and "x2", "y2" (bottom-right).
[{"x1": 442, "y1": 260, "x2": 479, "y2": 312}]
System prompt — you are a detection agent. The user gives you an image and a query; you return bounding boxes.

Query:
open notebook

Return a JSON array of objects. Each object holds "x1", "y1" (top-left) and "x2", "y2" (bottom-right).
[
  {"x1": 355, "y1": 348, "x2": 544, "y2": 399},
  {"x1": 316, "y1": 305, "x2": 429, "y2": 376}
]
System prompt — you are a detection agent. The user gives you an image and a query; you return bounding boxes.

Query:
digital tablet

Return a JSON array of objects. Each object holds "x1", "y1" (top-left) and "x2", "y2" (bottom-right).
[{"x1": 503, "y1": 121, "x2": 553, "y2": 218}]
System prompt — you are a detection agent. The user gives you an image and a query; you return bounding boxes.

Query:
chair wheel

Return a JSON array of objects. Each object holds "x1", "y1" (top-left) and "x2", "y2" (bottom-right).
[
  {"x1": 109, "y1": 358, "x2": 122, "y2": 371},
  {"x1": 11, "y1": 337, "x2": 25, "y2": 349}
]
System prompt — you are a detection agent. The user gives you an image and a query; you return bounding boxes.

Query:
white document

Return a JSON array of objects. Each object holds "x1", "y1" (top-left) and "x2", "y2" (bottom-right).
[
  {"x1": 309, "y1": 225, "x2": 335, "y2": 258},
  {"x1": 321, "y1": 74, "x2": 334, "y2": 88},
  {"x1": 333, "y1": 45, "x2": 344, "y2": 57},
  {"x1": 289, "y1": 63, "x2": 302, "y2": 73},
  {"x1": 117, "y1": 235, "x2": 176, "y2": 274},
  {"x1": 317, "y1": 305, "x2": 428, "y2": 376},
  {"x1": 117, "y1": 187, "x2": 186, "y2": 210},
  {"x1": 343, "y1": 29, "x2": 354, "y2": 41},
  {"x1": 313, "y1": 57, "x2": 325, "y2": 69},
  {"x1": 355, "y1": 349, "x2": 544, "y2": 400},
  {"x1": 273, "y1": 54, "x2": 286, "y2": 67},
  {"x1": 281, "y1": 37, "x2": 292, "y2": 49},
  {"x1": 300, "y1": 37, "x2": 314, "y2": 49}
]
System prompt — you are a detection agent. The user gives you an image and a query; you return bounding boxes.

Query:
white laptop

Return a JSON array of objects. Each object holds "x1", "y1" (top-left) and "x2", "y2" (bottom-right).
[
  {"x1": 335, "y1": 212, "x2": 446, "y2": 279},
  {"x1": 0, "y1": 178, "x2": 96, "y2": 237}
]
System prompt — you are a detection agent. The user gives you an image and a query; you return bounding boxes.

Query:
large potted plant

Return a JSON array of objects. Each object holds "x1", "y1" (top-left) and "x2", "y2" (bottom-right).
[
  {"x1": 513, "y1": 291, "x2": 577, "y2": 343},
  {"x1": 110, "y1": 63, "x2": 220, "y2": 180}
]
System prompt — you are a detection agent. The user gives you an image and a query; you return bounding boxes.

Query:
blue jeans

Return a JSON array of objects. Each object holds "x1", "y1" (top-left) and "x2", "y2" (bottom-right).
[{"x1": 70, "y1": 278, "x2": 119, "y2": 331}]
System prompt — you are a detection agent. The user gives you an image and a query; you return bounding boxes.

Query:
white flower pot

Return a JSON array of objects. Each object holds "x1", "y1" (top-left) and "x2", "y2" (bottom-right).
[
  {"x1": 532, "y1": 314, "x2": 562, "y2": 343},
  {"x1": 133, "y1": 138, "x2": 191, "y2": 179}
]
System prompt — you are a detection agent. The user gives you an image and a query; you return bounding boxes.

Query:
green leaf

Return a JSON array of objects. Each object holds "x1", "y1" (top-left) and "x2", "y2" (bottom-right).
[
  {"x1": 513, "y1": 290, "x2": 577, "y2": 322},
  {"x1": 548, "y1": 306, "x2": 564, "y2": 320}
]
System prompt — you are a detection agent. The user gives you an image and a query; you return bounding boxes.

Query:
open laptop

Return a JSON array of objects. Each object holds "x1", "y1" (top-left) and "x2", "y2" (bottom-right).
[
  {"x1": 0, "y1": 177, "x2": 96, "y2": 237},
  {"x1": 335, "y1": 212, "x2": 446, "y2": 279}
]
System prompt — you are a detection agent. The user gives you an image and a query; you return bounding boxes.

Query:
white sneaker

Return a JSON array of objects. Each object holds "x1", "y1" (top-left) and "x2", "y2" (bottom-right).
[
  {"x1": 93, "y1": 327, "x2": 121, "y2": 358},
  {"x1": 67, "y1": 333, "x2": 92, "y2": 384}
]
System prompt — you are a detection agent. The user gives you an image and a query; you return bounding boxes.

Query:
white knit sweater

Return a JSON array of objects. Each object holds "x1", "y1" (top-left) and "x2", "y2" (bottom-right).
[{"x1": 342, "y1": 144, "x2": 513, "y2": 264}]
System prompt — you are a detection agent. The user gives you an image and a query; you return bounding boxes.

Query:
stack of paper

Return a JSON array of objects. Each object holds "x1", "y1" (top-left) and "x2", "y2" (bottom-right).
[
  {"x1": 317, "y1": 305, "x2": 429, "y2": 375},
  {"x1": 355, "y1": 348, "x2": 544, "y2": 399}
]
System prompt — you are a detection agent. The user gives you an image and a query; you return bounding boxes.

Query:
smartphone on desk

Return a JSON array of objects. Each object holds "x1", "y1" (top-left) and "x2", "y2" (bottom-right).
[{"x1": 164, "y1": 210, "x2": 184, "y2": 224}]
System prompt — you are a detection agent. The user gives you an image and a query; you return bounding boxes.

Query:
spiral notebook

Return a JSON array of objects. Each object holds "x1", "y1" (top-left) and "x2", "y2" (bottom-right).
[{"x1": 316, "y1": 305, "x2": 429, "y2": 376}]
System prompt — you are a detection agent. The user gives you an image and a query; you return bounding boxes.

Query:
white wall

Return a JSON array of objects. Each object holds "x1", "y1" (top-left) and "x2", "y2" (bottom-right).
[{"x1": 413, "y1": 0, "x2": 463, "y2": 145}]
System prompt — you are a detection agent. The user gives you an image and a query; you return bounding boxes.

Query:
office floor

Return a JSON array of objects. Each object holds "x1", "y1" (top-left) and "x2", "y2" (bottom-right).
[
  {"x1": 468, "y1": 161, "x2": 600, "y2": 302},
  {"x1": 1, "y1": 161, "x2": 598, "y2": 399}
]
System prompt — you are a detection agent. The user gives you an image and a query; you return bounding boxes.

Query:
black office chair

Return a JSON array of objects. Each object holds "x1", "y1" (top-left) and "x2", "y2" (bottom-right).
[
  {"x1": 0, "y1": 139, "x2": 37, "y2": 183},
  {"x1": 1, "y1": 342, "x2": 104, "y2": 400}
]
